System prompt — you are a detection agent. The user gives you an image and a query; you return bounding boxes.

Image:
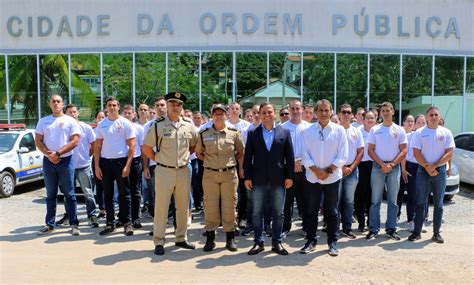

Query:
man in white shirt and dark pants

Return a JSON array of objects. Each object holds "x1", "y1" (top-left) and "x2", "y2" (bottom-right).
[
  {"x1": 65, "y1": 104, "x2": 98, "y2": 228},
  {"x1": 35, "y1": 95, "x2": 81, "y2": 235},
  {"x1": 409, "y1": 106, "x2": 454, "y2": 243},
  {"x1": 367, "y1": 102, "x2": 407, "y2": 240},
  {"x1": 300, "y1": 99, "x2": 348, "y2": 256}
]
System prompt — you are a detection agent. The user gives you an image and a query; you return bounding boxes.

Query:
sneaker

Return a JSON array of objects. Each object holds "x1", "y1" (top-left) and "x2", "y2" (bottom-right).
[
  {"x1": 132, "y1": 219, "x2": 142, "y2": 229},
  {"x1": 385, "y1": 229, "x2": 401, "y2": 241},
  {"x1": 341, "y1": 229, "x2": 357, "y2": 239},
  {"x1": 37, "y1": 226, "x2": 54, "y2": 236},
  {"x1": 328, "y1": 243, "x2": 339, "y2": 256},
  {"x1": 141, "y1": 204, "x2": 149, "y2": 214},
  {"x1": 97, "y1": 211, "x2": 106, "y2": 219},
  {"x1": 431, "y1": 233, "x2": 444, "y2": 244},
  {"x1": 71, "y1": 225, "x2": 80, "y2": 236},
  {"x1": 421, "y1": 222, "x2": 428, "y2": 233},
  {"x1": 99, "y1": 225, "x2": 115, "y2": 235},
  {"x1": 124, "y1": 224, "x2": 134, "y2": 236},
  {"x1": 366, "y1": 231, "x2": 377, "y2": 240},
  {"x1": 56, "y1": 214, "x2": 69, "y2": 226},
  {"x1": 408, "y1": 233, "x2": 421, "y2": 241},
  {"x1": 407, "y1": 221, "x2": 415, "y2": 233},
  {"x1": 300, "y1": 240, "x2": 316, "y2": 254},
  {"x1": 357, "y1": 224, "x2": 366, "y2": 233},
  {"x1": 238, "y1": 219, "x2": 247, "y2": 229},
  {"x1": 242, "y1": 227, "x2": 253, "y2": 236},
  {"x1": 321, "y1": 223, "x2": 327, "y2": 233},
  {"x1": 89, "y1": 216, "x2": 99, "y2": 228},
  {"x1": 114, "y1": 220, "x2": 124, "y2": 228},
  {"x1": 282, "y1": 231, "x2": 290, "y2": 239}
]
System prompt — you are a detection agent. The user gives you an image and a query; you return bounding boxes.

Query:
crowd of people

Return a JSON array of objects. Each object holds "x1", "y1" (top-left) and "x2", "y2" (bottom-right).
[{"x1": 34, "y1": 92, "x2": 455, "y2": 257}]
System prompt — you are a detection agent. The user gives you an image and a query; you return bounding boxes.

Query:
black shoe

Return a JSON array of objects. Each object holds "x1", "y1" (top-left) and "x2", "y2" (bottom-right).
[
  {"x1": 114, "y1": 220, "x2": 124, "y2": 228},
  {"x1": 341, "y1": 229, "x2": 357, "y2": 239},
  {"x1": 89, "y1": 216, "x2": 99, "y2": 228},
  {"x1": 132, "y1": 219, "x2": 142, "y2": 229},
  {"x1": 154, "y1": 245, "x2": 164, "y2": 255},
  {"x1": 328, "y1": 243, "x2": 338, "y2": 256},
  {"x1": 357, "y1": 224, "x2": 366, "y2": 233},
  {"x1": 321, "y1": 223, "x2": 327, "y2": 233},
  {"x1": 431, "y1": 233, "x2": 444, "y2": 244},
  {"x1": 148, "y1": 231, "x2": 153, "y2": 236},
  {"x1": 366, "y1": 231, "x2": 377, "y2": 240},
  {"x1": 248, "y1": 242, "x2": 264, "y2": 255},
  {"x1": 97, "y1": 211, "x2": 106, "y2": 219},
  {"x1": 37, "y1": 226, "x2": 54, "y2": 236},
  {"x1": 203, "y1": 231, "x2": 216, "y2": 252},
  {"x1": 282, "y1": 231, "x2": 290, "y2": 239},
  {"x1": 141, "y1": 205, "x2": 149, "y2": 214},
  {"x1": 264, "y1": 225, "x2": 272, "y2": 237},
  {"x1": 385, "y1": 229, "x2": 401, "y2": 241},
  {"x1": 99, "y1": 225, "x2": 115, "y2": 235},
  {"x1": 56, "y1": 214, "x2": 69, "y2": 226},
  {"x1": 300, "y1": 240, "x2": 316, "y2": 254},
  {"x1": 225, "y1": 232, "x2": 238, "y2": 252},
  {"x1": 175, "y1": 241, "x2": 196, "y2": 250},
  {"x1": 241, "y1": 227, "x2": 253, "y2": 236},
  {"x1": 408, "y1": 233, "x2": 421, "y2": 241},
  {"x1": 271, "y1": 243, "x2": 288, "y2": 255},
  {"x1": 124, "y1": 224, "x2": 134, "y2": 236}
]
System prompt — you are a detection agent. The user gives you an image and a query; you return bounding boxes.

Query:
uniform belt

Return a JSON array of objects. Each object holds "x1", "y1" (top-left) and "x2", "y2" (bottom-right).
[
  {"x1": 205, "y1": 166, "x2": 236, "y2": 172},
  {"x1": 156, "y1": 162, "x2": 187, "y2": 169}
]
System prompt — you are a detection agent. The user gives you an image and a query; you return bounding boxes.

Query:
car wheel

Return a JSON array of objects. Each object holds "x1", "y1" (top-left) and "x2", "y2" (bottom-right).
[
  {"x1": 444, "y1": 194, "x2": 454, "y2": 201},
  {"x1": 0, "y1": 171, "x2": 15, "y2": 198}
]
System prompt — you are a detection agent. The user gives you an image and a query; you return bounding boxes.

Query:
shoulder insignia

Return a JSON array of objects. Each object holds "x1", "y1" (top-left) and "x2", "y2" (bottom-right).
[
  {"x1": 227, "y1": 127, "x2": 238, "y2": 132},
  {"x1": 155, "y1": 116, "x2": 165, "y2": 123},
  {"x1": 182, "y1": 117, "x2": 192, "y2": 123},
  {"x1": 199, "y1": 127, "x2": 210, "y2": 134}
]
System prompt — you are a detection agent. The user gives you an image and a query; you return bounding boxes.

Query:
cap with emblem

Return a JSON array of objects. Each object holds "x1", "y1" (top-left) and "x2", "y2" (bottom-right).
[
  {"x1": 211, "y1": 104, "x2": 227, "y2": 114},
  {"x1": 165, "y1": 92, "x2": 187, "y2": 103}
]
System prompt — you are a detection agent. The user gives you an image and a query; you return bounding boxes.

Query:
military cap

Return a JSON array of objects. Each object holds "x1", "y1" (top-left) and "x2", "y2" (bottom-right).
[
  {"x1": 211, "y1": 104, "x2": 227, "y2": 114},
  {"x1": 165, "y1": 92, "x2": 187, "y2": 103}
]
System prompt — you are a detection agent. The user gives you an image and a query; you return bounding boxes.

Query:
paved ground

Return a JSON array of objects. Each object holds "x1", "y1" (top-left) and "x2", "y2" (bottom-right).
[{"x1": 1, "y1": 182, "x2": 473, "y2": 284}]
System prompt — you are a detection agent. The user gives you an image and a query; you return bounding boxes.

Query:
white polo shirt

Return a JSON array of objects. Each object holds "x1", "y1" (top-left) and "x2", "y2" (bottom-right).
[
  {"x1": 96, "y1": 116, "x2": 136, "y2": 159},
  {"x1": 411, "y1": 126, "x2": 455, "y2": 165},
  {"x1": 343, "y1": 125, "x2": 364, "y2": 165},
  {"x1": 242, "y1": 123, "x2": 260, "y2": 145},
  {"x1": 281, "y1": 120, "x2": 310, "y2": 160},
  {"x1": 35, "y1": 114, "x2": 81, "y2": 157},
  {"x1": 133, "y1": 123, "x2": 145, "y2": 158},
  {"x1": 405, "y1": 132, "x2": 418, "y2": 163},
  {"x1": 73, "y1": 121, "x2": 96, "y2": 168},
  {"x1": 301, "y1": 121, "x2": 348, "y2": 184},
  {"x1": 368, "y1": 123, "x2": 407, "y2": 162},
  {"x1": 359, "y1": 126, "x2": 372, "y2": 162},
  {"x1": 226, "y1": 119, "x2": 250, "y2": 133}
]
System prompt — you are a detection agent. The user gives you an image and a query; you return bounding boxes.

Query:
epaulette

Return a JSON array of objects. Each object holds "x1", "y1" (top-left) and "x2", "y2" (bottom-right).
[
  {"x1": 155, "y1": 116, "x2": 165, "y2": 123},
  {"x1": 199, "y1": 127, "x2": 210, "y2": 134},
  {"x1": 227, "y1": 127, "x2": 238, "y2": 132},
  {"x1": 182, "y1": 117, "x2": 192, "y2": 123}
]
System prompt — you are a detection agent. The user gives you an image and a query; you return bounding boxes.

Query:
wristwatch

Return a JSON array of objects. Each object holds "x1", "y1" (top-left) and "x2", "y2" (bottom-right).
[{"x1": 55, "y1": 151, "x2": 61, "y2": 158}]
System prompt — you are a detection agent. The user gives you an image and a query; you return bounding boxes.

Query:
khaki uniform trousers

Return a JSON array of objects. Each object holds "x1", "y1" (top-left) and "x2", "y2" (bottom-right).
[
  {"x1": 153, "y1": 166, "x2": 191, "y2": 246},
  {"x1": 202, "y1": 168, "x2": 238, "y2": 232}
]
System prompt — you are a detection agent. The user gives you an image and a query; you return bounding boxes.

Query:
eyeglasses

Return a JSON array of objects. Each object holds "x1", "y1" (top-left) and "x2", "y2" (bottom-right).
[
  {"x1": 341, "y1": 110, "x2": 352, "y2": 115},
  {"x1": 319, "y1": 130, "x2": 324, "y2": 141},
  {"x1": 280, "y1": 113, "x2": 289, "y2": 116}
]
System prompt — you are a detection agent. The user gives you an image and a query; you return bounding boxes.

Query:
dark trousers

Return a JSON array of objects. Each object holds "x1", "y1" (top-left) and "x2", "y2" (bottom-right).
[
  {"x1": 397, "y1": 161, "x2": 418, "y2": 222},
  {"x1": 92, "y1": 162, "x2": 105, "y2": 210},
  {"x1": 100, "y1": 157, "x2": 131, "y2": 225},
  {"x1": 283, "y1": 170, "x2": 306, "y2": 232},
  {"x1": 354, "y1": 161, "x2": 372, "y2": 228},
  {"x1": 191, "y1": 158, "x2": 203, "y2": 209},
  {"x1": 127, "y1": 157, "x2": 142, "y2": 221},
  {"x1": 237, "y1": 177, "x2": 247, "y2": 221},
  {"x1": 304, "y1": 179, "x2": 340, "y2": 246},
  {"x1": 145, "y1": 165, "x2": 156, "y2": 217}
]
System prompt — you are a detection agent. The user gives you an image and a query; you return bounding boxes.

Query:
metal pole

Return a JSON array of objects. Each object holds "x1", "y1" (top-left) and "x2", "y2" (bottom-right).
[
  {"x1": 334, "y1": 53, "x2": 337, "y2": 109},
  {"x1": 68, "y1": 53, "x2": 72, "y2": 104},
  {"x1": 399, "y1": 54, "x2": 403, "y2": 125},
  {"x1": 5, "y1": 55, "x2": 11, "y2": 123},
  {"x1": 165, "y1": 52, "x2": 169, "y2": 94},
  {"x1": 462, "y1": 56, "x2": 467, "y2": 132},
  {"x1": 132, "y1": 52, "x2": 136, "y2": 109},
  {"x1": 367, "y1": 53, "x2": 370, "y2": 109},
  {"x1": 199, "y1": 52, "x2": 202, "y2": 112},
  {"x1": 266, "y1": 51, "x2": 270, "y2": 102},
  {"x1": 37, "y1": 54, "x2": 41, "y2": 118},
  {"x1": 232, "y1": 51, "x2": 236, "y2": 102},
  {"x1": 300, "y1": 52, "x2": 304, "y2": 102},
  {"x1": 431, "y1": 55, "x2": 435, "y2": 106},
  {"x1": 100, "y1": 53, "x2": 104, "y2": 110}
]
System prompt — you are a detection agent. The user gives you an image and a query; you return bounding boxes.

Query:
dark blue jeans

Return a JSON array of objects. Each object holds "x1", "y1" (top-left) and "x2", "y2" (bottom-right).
[
  {"x1": 43, "y1": 156, "x2": 78, "y2": 227},
  {"x1": 414, "y1": 165, "x2": 446, "y2": 235},
  {"x1": 304, "y1": 180, "x2": 340, "y2": 246},
  {"x1": 283, "y1": 170, "x2": 306, "y2": 232},
  {"x1": 251, "y1": 184, "x2": 286, "y2": 244},
  {"x1": 100, "y1": 157, "x2": 131, "y2": 225},
  {"x1": 191, "y1": 158, "x2": 203, "y2": 209},
  {"x1": 399, "y1": 162, "x2": 418, "y2": 222}
]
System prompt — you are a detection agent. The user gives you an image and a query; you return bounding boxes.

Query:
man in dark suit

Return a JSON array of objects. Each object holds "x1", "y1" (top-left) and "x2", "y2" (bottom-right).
[{"x1": 244, "y1": 102, "x2": 294, "y2": 255}]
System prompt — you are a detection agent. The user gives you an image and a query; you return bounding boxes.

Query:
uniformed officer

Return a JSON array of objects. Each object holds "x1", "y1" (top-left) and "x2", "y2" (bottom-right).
[
  {"x1": 142, "y1": 92, "x2": 198, "y2": 256},
  {"x1": 195, "y1": 104, "x2": 245, "y2": 252}
]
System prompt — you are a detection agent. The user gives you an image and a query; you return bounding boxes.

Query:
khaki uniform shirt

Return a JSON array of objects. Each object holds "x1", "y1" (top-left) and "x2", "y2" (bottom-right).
[
  {"x1": 195, "y1": 125, "x2": 244, "y2": 169},
  {"x1": 143, "y1": 116, "x2": 198, "y2": 167}
]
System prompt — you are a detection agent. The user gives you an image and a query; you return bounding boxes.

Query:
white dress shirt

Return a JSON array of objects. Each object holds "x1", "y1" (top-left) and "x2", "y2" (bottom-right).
[
  {"x1": 281, "y1": 120, "x2": 310, "y2": 160},
  {"x1": 301, "y1": 121, "x2": 348, "y2": 184}
]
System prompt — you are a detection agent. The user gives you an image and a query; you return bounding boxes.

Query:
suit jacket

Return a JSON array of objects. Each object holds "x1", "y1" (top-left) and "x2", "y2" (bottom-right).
[{"x1": 243, "y1": 124, "x2": 294, "y2": 186}]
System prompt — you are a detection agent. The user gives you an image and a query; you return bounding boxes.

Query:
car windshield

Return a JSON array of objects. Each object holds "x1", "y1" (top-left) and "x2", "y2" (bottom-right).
[{"x1": 0, "y1": 133, "x2": 19, "y2": 153}]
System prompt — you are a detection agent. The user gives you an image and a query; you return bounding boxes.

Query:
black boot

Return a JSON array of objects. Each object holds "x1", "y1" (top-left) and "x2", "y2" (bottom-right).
[
  {"x1": 203, "y1": 231, "x2": 216, "y2": 252},
  {"x1": 225, "y1": 231, "x2": 238, "y2": 252}
]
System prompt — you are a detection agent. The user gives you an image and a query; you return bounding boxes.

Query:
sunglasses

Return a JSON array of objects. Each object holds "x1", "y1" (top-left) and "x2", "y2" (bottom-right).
[
  {"x1": 280, "y1": 112, "x2": 289, "y2": 116},
  {"x1": 341, "y1": 111, "x2": 352, "y2": 115}
]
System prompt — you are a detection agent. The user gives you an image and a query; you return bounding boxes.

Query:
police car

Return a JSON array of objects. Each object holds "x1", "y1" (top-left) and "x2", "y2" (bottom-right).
[{"x1": 0, "y1": 124, "x2": 43, "y2": 198}]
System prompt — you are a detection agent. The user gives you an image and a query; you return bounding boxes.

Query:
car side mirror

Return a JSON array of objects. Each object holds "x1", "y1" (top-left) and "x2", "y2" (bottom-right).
[{"x1": 17, "y1": 147, "x2": 29, "y2": 153}]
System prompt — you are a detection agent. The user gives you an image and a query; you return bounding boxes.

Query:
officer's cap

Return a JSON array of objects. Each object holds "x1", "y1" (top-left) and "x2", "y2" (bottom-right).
[
  {"x1": 165, "y1": 92, "x2": 187, "y2": 104},
  {"x1": 211, "y1": 104, "x2": 227, "y2": 114}
]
